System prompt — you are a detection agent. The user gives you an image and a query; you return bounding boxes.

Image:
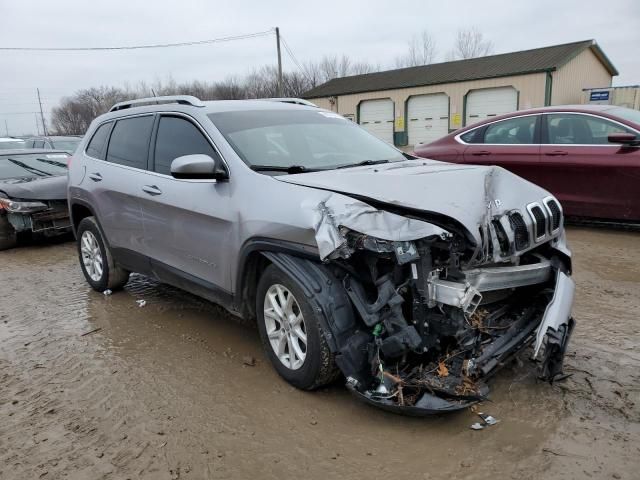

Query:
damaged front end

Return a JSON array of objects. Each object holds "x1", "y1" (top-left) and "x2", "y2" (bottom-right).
[
  {"x1": 0, "y1": 195, "x2": 71, "y2": 238},
  {"x1": 306, "y1": 194, "x2": 575, "y2": 415}
]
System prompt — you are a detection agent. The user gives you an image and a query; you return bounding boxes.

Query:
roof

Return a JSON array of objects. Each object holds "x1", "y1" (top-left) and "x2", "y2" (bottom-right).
[{"x1": 303, "y1": 40, "x2": 618, "y2": 99}]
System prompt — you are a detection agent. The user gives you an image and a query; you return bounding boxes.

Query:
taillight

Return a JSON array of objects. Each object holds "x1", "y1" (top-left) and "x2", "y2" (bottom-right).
[{"x1": 67, "y1": 156, "x2": 73, "y2": 167}]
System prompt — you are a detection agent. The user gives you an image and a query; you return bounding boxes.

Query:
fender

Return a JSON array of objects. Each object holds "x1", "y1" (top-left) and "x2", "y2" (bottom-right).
[{"x1": 234, "y1": 237, "x2": 319, "y2": 316}]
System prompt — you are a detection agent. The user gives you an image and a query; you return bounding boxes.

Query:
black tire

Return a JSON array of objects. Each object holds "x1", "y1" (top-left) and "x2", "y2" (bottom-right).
[
  {"x1": 76, "y1": 216, "x2": 129, "y2": 292},
  {"x1": 0, "y1": 215, "x2": 18, "y2": 251},
  {"x1": 256, "y1": 264, "x2": 338, "y2": 390}
]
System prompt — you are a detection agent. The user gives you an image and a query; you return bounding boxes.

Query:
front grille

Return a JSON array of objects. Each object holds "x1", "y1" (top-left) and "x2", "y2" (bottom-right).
[
  {"x1": 492, "y1": 220, "x2": 510, "y2": 255},
  {"x1": 545, "y1": 198, "x2": 562, "y2": 231},
  {"x1": 529, "y1": 205, "x2": 547, "y2": 239},
  {"x1": 509, "y1": 212, "x2": 529, "y2": 251}
]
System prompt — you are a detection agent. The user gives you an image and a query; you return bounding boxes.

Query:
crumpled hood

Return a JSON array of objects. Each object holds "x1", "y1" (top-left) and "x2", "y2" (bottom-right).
[
  {"x1": 0, "y1": 175, "x2": 68, "y2": 200},
  {"x1": 277, "y1": 159, "x2": 553, "y2": 243}
]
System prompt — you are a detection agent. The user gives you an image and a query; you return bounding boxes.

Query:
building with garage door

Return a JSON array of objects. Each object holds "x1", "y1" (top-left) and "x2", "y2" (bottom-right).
[{"x1": 303, "y1": 40, "x2": 617, "y2": 148}]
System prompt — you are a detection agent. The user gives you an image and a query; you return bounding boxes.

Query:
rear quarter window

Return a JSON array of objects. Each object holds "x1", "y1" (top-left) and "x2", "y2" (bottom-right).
[{"x1": 86, "y1": 123, "x2": 112, "y2": 159}]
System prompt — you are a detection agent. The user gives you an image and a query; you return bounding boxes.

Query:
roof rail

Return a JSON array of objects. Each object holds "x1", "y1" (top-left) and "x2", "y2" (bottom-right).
[
  {"x1": 262, "y1": 98, "x2": 318, "y2": 107},
  {"x1": 109, "y1": 95, "x2": 205, "y2": 112}
]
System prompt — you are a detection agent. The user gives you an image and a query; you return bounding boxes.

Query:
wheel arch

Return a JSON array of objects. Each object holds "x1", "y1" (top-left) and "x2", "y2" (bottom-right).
[
  {"x1": 238, "y1": 245, "x2": 356, "y2": 353},
  {"x1": 234, "y1": 238, "x2": 319, "y2": 320}
]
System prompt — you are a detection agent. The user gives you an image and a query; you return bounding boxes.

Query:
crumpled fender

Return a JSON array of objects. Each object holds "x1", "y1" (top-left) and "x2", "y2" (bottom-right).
[{"x1": 302, "y1": 194, "x2": 448, "y2": 260}]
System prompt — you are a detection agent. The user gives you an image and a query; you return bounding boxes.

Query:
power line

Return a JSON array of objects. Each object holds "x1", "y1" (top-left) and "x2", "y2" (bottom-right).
[
  {"x1": 0, "y1": 29, "x2": 274, "y2": 52},
  {"x1": 279, "y1": 35, "x2": 312, "y2": 82}
]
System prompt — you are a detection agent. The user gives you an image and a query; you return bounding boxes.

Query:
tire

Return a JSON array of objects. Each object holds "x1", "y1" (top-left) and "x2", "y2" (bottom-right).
[
  {"x1": 256, "y1": 264, "x2": 338, "y2": 390},
  {"x1": 77, "y1": 216, "x2": 129, "y2": 292},
  {"x1": 0, "y1": 215, "x2": 18, "y2": 251}
]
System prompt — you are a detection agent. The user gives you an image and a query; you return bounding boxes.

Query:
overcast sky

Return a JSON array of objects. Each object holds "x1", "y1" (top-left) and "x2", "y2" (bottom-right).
[{"x1": 1, "y1": 0, "x2": 639, "y2": 135}]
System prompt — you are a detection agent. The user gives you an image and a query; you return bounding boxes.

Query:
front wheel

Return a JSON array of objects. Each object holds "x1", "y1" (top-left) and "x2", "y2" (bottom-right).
[
  {"x1": 256, "y1": 264, "x2": 338, "y2": 390},
  {"x1": 77, "y1": 216, "x2": 130, "y2": 292}
]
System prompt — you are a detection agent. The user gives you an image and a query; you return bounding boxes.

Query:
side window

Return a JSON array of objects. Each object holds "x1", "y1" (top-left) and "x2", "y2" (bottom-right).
[
  {"x1": 546, "y1": 114, "x2": 635, "y2": 145},
  {"x1": 33, "y1": 140, "x2": 45, "y2": 148},
  {"x1": 106, "y1": 116, "x2": 154, "y2": 169},
  {"x1": 86, "y1": 123, "x2": 112, "y2": 159},
  {"x1": 153, "y1": 116, "x2": 218, "y2": 175},
  {"x1": 483, "y1": 116, "x2": 537, "y2": 144}
]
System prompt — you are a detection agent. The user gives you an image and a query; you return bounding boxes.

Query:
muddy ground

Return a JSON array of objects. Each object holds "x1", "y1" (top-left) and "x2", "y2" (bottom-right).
[{"x1": 0, "y1": 227, "x2": 638, "y2": 480}]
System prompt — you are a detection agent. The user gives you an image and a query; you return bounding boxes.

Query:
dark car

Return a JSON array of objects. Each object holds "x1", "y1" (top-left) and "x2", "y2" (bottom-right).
[
  {"x1": 0, "y1": 149, "x2": 71, "y2": 250},
  {"x1": 25, "y1": 135, "x2": 82, "y2": 154},
  {"x1": 414, "y1": 105, "x2": 640, "y2": 223}
]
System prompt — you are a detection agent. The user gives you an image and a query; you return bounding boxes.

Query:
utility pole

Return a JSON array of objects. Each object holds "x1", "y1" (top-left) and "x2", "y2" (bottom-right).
[
  {"x1": 37, "y1": 88, "x2": 48, "y2": 136},
  {"x1": 34, "y1": 113, "x2": 40, "y2": 135},
  {"x1": 4, "y1": 120, "x2": 8, "y2": 136},
  {"x1": 275, "y1": 27, "x2": 283, "y2": 97}
]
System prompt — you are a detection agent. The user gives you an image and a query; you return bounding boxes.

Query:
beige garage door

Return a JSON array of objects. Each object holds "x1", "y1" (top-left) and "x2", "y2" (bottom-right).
[
  {"x1": 466, "y1": 87, "x2": 518, "y2": 126},
  {"x1": 407, "y1": 94, "x2": 449, "y2": 146},
  {"x1": 359, "y1": 99, "x2": 394, "y2": 144}
]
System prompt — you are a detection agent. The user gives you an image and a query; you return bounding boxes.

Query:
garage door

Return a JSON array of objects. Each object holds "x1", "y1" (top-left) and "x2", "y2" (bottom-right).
[
  {"x1": 407, "y1": 94, "x2": 449, "y2": 146},
  {"x1": 465, "y1": 87, "x2": 517, "y2": 126},
  {"x1": 359, "y1": 99, "x2": 394, "y2": 144}
]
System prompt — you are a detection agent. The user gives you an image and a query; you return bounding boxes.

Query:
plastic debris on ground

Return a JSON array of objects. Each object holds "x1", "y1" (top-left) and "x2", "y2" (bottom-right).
[
  {"x1": 470, "y1": 412, "x2": 500, "y2": 430},
  {"x1": 103, "y1": 289, "x2": 112, "y2": 296},
  {"x1": 136, "y1": 300, "x2": 146, "y2": 307}
]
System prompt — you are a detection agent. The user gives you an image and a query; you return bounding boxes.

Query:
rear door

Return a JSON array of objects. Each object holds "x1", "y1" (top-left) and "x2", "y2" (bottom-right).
[
  {"x1": 88, "y1": 114, "x2": 154, "y2": 267},
  {"x1": 462, "y1": 114, "x2": 541, "y2": 181},
  {"x1": 140, "y1": 114, "x2": 234, "y2": 291},
  {"x1": 539, "y1": 113, "x2": 640, "y2": 220}
]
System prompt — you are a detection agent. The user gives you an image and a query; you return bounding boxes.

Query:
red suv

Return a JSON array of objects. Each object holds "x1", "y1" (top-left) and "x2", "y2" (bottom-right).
[{"x1": 414, "y1": 105, "x2": 640, "y2": 223}]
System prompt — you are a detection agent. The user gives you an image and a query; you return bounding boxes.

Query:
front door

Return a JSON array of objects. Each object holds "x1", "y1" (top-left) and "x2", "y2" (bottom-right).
[{"x1": 140, "y1": 114, "x2": 234, "y2": 292}]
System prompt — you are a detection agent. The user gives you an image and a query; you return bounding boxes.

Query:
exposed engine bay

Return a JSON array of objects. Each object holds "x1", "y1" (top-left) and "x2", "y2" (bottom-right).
[
  {"x1": 268, "y1": 188, "x2": 576, "y2": 415},
  {"x1": 331, "y1": 229, "x2": 573, "y2": 414}
]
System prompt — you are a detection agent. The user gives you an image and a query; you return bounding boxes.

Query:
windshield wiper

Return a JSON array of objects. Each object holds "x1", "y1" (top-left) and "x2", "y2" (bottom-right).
[
  {"x1": 335, "y1": 159, "x2": 391, "y2": 169},
  {"x1": 6, "y1": 158, "x2": 53, "y2": 177},
  {"x1": 250, "y1": 165, "x2": 318, "y2": 174}
]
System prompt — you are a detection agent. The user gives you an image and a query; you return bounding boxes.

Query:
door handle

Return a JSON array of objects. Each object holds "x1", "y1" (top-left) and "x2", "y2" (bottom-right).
[
  {"x1": 545, "y1": 150, "x2": 568, "y2": 156},
  {"x1": 142, "y1": 185, "x2": 162, "y2": 196},
  {"x1": 88, "y1": 172, "x2": 102, "y2": 182},
  {"x1": 472, "y1": 150, "x2": 491, "y2": 156}
]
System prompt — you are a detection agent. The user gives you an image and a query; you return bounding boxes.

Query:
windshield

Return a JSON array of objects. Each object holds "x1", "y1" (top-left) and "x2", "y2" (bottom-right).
[
  {"x1": 0, "y1": 140, "x2": 26, "y2": 150},
  {"x1": 0, "y1": 153, "x2": 68, "y2": 180},
  {"x1": 607, "y1": 107, "x2": 640, "y2": 127},
  {"x1": 208, "y1": 109, "x2": 405, "y2": 170},
  {"x1": 52, "y1": 138, "x2": 81, "y2": 152}
]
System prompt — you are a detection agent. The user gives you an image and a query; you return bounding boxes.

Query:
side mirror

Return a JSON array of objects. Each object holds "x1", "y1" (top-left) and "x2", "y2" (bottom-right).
[
  {"x1": 607, "y1": 133, "x2": 639, "y2": 145},
  {"x1": 170, "y1": 154, "x2": 228, "y2": 180}
]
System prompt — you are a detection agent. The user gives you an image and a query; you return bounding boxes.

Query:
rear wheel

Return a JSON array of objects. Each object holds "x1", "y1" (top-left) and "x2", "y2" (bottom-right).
[
  {"x1": 77, "y1": 216, "x2": 129, "y2": 292},
  {"x1": 0, "y1": 215, "x2": 18, "y2": 251},
  {"x1": 256, "y1": 264, "x2": 338, "y2": 390}
]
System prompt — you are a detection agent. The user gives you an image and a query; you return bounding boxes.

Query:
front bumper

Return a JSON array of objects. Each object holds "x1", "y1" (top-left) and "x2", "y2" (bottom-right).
[{"x1": 347, "y1": 268, "x2": 576, "y2": 416}]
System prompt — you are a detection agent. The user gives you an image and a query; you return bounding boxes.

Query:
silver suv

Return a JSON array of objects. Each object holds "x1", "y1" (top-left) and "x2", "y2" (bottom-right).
[{"x1": 68, "y1": 95, "x2": 575, "y2": 415}]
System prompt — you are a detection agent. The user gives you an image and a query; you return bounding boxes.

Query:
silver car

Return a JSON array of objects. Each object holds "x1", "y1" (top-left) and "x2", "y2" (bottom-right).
[{"x1": 68, "y1": 96, "x2": 575, "y2": 415}]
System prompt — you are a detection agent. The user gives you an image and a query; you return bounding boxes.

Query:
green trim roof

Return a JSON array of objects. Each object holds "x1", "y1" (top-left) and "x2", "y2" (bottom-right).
[{"x1": 303, "y1": 40, "x2": 618, "y2": 99}]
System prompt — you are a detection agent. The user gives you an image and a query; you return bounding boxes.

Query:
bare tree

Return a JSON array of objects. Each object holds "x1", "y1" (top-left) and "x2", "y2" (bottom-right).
[
  {"x1": 394, "y1": 31, "x2": 438, "y2": 68},
  {"x1": 50, "y1": 53, "x2": 379, "y2": 134},
  {"x1": 447, "y1": 27, "x2": 494, "y2": 60}
]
